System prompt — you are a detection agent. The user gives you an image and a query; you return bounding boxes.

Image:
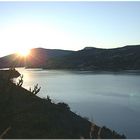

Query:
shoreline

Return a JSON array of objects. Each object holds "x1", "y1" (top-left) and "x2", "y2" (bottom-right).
[{"x1": 0, "y1": 69, "x2": 126, "y2": 138}]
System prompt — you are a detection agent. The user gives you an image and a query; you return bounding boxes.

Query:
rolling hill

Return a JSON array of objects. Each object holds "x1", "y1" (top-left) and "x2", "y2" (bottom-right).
[
  {"x1": 44, "y1": 45, "x2": 140, "y2": 70},
  {"x1": 0, "y1": 48, "x2": 74, "y2": 68},
  {"x1": 0, "y1": 45, "x2": 140, "y2": 70}
]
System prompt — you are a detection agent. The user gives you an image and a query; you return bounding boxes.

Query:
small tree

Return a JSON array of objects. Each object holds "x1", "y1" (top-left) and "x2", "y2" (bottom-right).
[
  {"x1": 46, "y1": 95, "x2": 51, "y2": 102},
  {"x1": 29, "y1": 84, "x2": 41, "y2": 95},
  {"x1": 16, "y1": 75, "x2": 23, "y2": 87}
]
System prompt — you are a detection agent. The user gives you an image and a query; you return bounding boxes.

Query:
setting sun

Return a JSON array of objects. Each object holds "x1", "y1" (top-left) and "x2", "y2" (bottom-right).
[{"x1": 17, "y1": 49, "x2": 30, "y2": 57}]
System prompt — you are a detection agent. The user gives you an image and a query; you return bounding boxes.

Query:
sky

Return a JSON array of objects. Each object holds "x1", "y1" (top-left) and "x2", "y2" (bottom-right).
[{"x1": 0, "y1": 1, "x2": 140, "y2": 56}]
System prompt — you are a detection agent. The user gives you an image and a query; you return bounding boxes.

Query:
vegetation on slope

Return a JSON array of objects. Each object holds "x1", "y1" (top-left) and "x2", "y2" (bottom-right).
[
  {"x1": 0, "y1": 69, "x2": 126, "y2": 139},
  {"x1": 44, "y1": 45, "x2": 140, "y2": 70}
]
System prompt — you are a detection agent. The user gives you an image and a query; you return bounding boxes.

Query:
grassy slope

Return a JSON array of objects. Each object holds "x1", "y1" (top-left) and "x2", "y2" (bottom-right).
[{"x1": 0, "y1": 71, "x2": 125, "y2": 139}]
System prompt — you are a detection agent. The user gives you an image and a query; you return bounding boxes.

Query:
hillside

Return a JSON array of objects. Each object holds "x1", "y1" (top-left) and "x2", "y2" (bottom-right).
[
  {"x1": 44, "y1": 45, "x2": 140, "y2": 70},
  {"x1": 26, "y1": 48, "x2": 74, "y2": 68},
  {"x1": 0, "y1": 70, "x2": 125, "y2": 139},
  {"x1": 0, "y1": 45, "x2": 140, "y2": 70},
  {"x1": 0, "y1": 54, "x2": 24, "y2": 68},
  {"x1": 0, "y1": 48, "x2": 74, "y2": 68}
]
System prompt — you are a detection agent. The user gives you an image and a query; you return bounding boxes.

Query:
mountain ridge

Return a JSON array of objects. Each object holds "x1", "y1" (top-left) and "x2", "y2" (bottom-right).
[{"x1": 0, "y1": 45, "x2": 140, "y2": 70}]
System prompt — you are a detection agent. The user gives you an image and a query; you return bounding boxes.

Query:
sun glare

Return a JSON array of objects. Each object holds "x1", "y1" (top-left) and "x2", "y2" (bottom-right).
[{"x1": 17, "y1": 49, "x2": 30, "y2": 57}]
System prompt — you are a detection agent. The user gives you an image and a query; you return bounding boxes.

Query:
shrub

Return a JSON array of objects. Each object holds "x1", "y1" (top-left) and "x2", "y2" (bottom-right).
[
  {"x1": 57, "y1": 102, "x2": 70, "y2": 110},
  {"x1": 29, "y1": 84, "x2": 41, "y2": 95}
]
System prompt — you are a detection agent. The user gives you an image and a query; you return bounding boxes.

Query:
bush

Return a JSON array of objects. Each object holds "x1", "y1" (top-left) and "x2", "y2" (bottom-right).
[{"x1": 57, "y1": 102, "x2": 70, "y2": 110}]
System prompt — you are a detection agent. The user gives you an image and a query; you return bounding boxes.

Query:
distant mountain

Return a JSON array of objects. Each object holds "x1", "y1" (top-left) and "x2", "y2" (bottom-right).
[
  {"x1": 0, "y1": 54, "x2": 25, "y2": 68},
  {"x1": 0, "y1": 45, "x2": 140, "y2": 70},
  {"x1": 0, "y1": 48, "x2": 74, "y2": 68},
  {"x1": 43, "y1": 45, "x2": 140, "y2": 70},
  {"x1": 26, "y1": 48, "x2": 74, "y2": 68}
]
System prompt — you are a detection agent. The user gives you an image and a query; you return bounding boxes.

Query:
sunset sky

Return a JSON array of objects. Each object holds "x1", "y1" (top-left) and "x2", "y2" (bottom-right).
[{"x1": 0, "y1": 1, "x2": 140, "y2": 56}]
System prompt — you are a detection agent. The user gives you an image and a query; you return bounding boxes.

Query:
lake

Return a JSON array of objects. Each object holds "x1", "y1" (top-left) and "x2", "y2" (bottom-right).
[{"x1": 17, "y1": 68, "x2": 140, "y2": 138}]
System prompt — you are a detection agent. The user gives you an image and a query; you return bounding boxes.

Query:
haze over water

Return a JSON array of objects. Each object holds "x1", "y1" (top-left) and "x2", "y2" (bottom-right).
[{"x1": 17, "y1": 68, "x2": 140, "y2": 138}]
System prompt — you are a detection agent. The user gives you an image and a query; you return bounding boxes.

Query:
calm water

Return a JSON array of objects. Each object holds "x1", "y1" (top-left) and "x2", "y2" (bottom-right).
[{"x1": 16, "y1": 68, "x2": 140, "y2": 138}]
